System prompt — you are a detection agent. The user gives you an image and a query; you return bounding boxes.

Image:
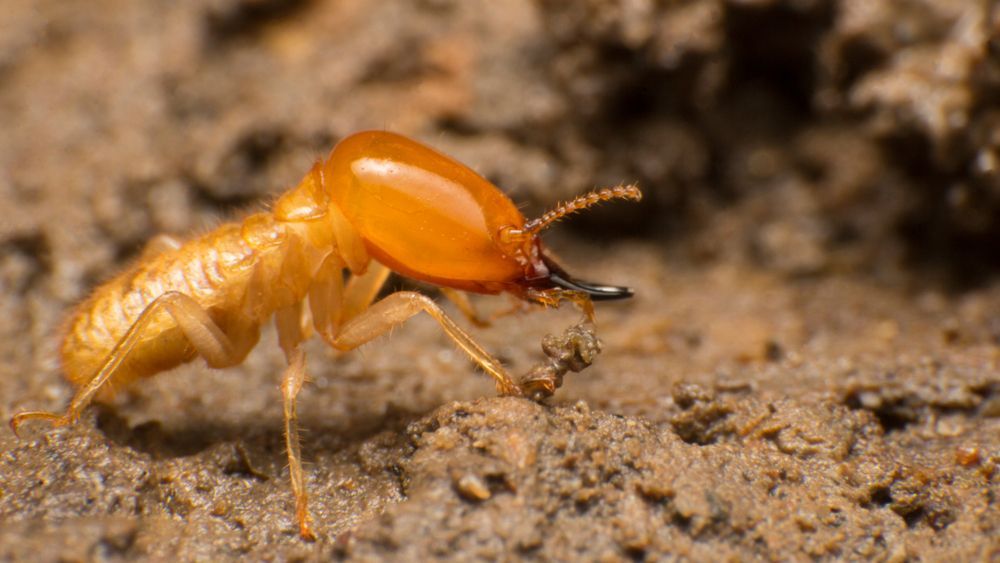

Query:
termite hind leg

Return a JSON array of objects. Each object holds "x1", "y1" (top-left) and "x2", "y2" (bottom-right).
[
  {"x1": 10, "y1": 291, "x2": 254, "y2": 436},
  {"x1": 275, "y1": 304, "x2": 316, "y2": 541},
  {"x1": 9, "y1": 410, "x2": 65, "y2": 436},
  {"x1": 326, "y1": 291, "x2": 522, "y2": 397}
]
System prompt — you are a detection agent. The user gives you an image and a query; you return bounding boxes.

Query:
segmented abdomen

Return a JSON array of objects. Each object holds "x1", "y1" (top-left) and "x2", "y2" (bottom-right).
[{"x1": 59, "y1": 220, "x2": 281, "y2": 392}]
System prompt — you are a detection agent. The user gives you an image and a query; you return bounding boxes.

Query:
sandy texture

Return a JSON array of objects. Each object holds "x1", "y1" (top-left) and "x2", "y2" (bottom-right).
[{"x1": 1, "y1": 0, "x2": 997, "y2": 560}]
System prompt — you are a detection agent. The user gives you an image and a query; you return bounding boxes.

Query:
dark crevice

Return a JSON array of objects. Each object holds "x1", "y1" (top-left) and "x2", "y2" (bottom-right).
[
  {"x1": 867, "y1": 485, "x2": 892, "y2": 508},
  {"x1": 186, "y1": 127, "x2": 290, "y2": 213},
  {"x1": 901, "y1": 506, "x2": 926, "y2": 529},
  {"x1": 724, "y1": 2, "x2": 835, "y2": 116},
  {"x1": 831, "y1": 37, "x2": 889, "y2": 91},
  {"x1": 94, "y1": 402, "x2": 419, "y2": 463},
  {"x1": 876, "y1": 113, "x2": 1000, "y2": 290},
  {"x1": 204, "y1": 0, "x2": 314, "y2": 46},
  {"x1": 843, "y1": 392, "x2": 919, "y2": 434},
  {"x1": 0, "y1": 233, "x2": 51, "y2": 295}
]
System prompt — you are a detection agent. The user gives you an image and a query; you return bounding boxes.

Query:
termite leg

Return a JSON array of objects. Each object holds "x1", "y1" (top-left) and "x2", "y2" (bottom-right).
[
  {"x1": 439, "y1": 288, "x2": 491, "y2": 328},
  {"x1": 309, "y1": 258, "x2": 389, "y2": 354},
  {"x1": 323, "y1": 291, "x2": 522, "y2": 396},
  {"x1": 274, "y1": 303, "x2": 316, "y2": 541},
  {"x1": 308, "y1": 254, "x2": 346, "y2": 338},
  {"x1": 10, "y1": 291, "x2": 255, "y2": 434},
  {"x1": 341, "y1": 261, "x2": 391, "y2": 324}
]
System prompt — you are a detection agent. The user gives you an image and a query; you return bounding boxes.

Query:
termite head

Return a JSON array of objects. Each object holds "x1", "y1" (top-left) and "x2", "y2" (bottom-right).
[
  {"x1": 322, "y1": 131, "x2": 641, "y2": 310},
  {"x1": 495, "y1": 184, "x2": 642, "y2": 308}
]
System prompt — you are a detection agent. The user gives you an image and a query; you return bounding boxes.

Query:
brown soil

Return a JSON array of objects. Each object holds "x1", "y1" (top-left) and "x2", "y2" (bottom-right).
[{"x1": 1, "y1": 1, "x2": 997, "y2": 561}]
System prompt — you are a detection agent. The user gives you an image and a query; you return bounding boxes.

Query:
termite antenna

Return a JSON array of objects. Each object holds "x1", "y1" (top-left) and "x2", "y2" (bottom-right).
[{"x1": 528, "y1": 183, "x2": 641, "y2": 235}]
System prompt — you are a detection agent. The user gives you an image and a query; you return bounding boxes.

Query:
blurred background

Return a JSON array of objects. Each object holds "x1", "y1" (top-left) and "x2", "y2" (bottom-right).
[{"x1": 2, "y1": 0, "x2": 997, "y2": 295}]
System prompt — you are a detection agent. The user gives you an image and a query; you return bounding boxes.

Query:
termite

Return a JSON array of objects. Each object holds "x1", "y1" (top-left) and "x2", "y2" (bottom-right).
[{"x1": 10, "y1": 130, "x2": 641, "y2": 539}]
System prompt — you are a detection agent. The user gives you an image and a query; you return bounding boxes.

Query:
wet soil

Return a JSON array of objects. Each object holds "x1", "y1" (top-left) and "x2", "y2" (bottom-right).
[{"x1": 1, "y1": 1, "x2": 998, "y2": 561}]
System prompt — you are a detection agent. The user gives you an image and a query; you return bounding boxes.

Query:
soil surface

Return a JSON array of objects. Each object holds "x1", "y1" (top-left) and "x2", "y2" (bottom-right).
[{"x1": 1, "y1": 1, "x2": 998, "y2": 561}]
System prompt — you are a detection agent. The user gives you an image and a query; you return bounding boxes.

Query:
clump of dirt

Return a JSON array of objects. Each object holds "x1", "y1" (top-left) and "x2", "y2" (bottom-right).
[{"x1": 1, "y1": 0, "x2": 997, "y2": 560}]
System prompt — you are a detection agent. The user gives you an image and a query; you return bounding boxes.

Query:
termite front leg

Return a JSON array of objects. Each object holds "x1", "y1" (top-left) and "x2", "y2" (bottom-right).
[
  {"x1": 310, "y1": 259, "x2": 395, "y2": 340},
  {"x1": 308, "y1": 254, "x2": 346, "y2": 338},
  {"x1": 341, "y1": 261, "x2": 391, "y2": 323},
  {"x1": 439, "y1": 288, "x2": 491, "y2": 328},
  {"x1": 10, "y1": 291, "x2": 256, "y2": 434},
  {"x1": 324, "y1": 291, "x2": 522, "y2": 396},
  {"x1": 274, "y1": 303, "x2": 316, "y2": 541},
  {"x1": 308, "y1": 257, "x2": 392, "y2": 339}
]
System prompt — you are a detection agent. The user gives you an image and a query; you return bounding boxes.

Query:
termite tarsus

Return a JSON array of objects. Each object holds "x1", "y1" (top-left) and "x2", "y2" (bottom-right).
[{"x1": 10, "y1": 130, "x2": 641, "y2": 539}]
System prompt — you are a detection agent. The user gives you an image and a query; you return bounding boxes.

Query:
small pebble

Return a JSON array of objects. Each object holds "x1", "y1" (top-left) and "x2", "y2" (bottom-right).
[{"x1": 455, "y1": 474, "x2": 491, "y2": 501}]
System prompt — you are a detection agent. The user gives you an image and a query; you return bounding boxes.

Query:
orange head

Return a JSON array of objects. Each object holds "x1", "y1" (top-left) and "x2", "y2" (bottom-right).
[{"x1": 323, "y1": 131, "x2": 641, "y2": 305}]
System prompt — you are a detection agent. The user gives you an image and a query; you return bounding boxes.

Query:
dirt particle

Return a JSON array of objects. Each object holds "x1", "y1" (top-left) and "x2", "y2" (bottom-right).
[
  {"x1": 954, "y1": 446, "x2": 980, "y2": 467},
  {"x1": 454, "y1": 473, "x2": 491, "y2": 502}
]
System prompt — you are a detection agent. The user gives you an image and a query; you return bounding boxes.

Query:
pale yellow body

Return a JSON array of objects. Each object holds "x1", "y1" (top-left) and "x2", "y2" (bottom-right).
[{"x1": 62, "y1": 213, "x2": 334, "y2": 395}]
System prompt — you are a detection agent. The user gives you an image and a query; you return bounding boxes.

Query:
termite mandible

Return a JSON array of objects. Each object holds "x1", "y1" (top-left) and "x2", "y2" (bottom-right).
[{"x1": 10, "y1": 130, "x2": 641, "y2": 539}]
